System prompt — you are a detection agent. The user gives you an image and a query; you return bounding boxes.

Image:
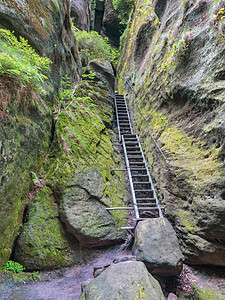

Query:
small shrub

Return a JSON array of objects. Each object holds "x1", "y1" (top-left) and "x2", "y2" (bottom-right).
[
  {"x1": 112, "y1": 0, "x2": 135, "y2": 24},
  {"x1": 1, "y1": 260, "x2": 40, "y2": 282},
  {"x1": 74, "y1": 29, "x2": 119, "y2": 66},
  {"x1": 0, "y1": 29, "x2": 51, "y2": 116},
  {"x1": 2, "y1": 260, "x2": 25, "y2": 273}
]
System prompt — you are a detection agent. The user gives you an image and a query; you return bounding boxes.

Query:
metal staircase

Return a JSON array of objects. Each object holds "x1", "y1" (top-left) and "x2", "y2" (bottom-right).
[{"x1": 113, "y1": 93, "x2": 163, "y2": 221}]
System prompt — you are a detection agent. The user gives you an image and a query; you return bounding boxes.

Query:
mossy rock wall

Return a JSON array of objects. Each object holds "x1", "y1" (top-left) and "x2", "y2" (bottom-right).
[
  {"x1": 0, "y1": 91, "x2": 51, "y2": 267},
  {"x1": 0, "y1": 0, "x2": 82, "y2": 267},
  {"x1": 45, "y1": 64, "x2": 129, "y2": 248},
  {"x1": 117, "y1": 0, "x2": 225, "y2": 266}
]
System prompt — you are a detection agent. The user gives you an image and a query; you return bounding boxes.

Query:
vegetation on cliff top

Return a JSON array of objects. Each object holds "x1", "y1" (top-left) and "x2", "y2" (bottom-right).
[{"x1": 75, "y1": 29, "x2": 119, "y2": 66}]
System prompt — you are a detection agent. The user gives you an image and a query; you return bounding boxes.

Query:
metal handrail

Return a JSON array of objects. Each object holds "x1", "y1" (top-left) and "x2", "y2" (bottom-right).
[
  {"x1": 122, "y1": 135, "x2": 140, "y2": 219},
  {"x1": 126, "y1": 79, "x2": 169, "y2": 165},
  {"x1": 136, "y1": 135, "x2": 163, "y2": 218},
  {"x1": 114, "y1": 94, "x2": 121, "y2": 142},
  {"x1": 124, "y1": 95, "x2": 133, "y2": 135}
]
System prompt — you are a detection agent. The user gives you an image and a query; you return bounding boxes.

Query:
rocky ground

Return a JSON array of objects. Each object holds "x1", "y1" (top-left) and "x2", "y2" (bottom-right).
[{"x1": 1, "y1": 247, "x2": 224, "y2": 300}]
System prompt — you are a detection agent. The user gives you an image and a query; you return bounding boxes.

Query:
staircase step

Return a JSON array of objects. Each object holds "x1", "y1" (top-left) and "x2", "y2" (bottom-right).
[
  {"x1": 136, "y1": 197, "x2": 156, "y2": 201},
  {"x1": 126, "y1": 147, "x2": 140, "y2": 150},
  {"x1": 135, "y1": 189, "x2": 153, "y2": 192},
  {"x1": 121, "y1": 226, "x2": 135, "y2": 230},
  {"x1": 136, "y1": 203, "x2": 157, "y2": 206},
  {"x1": 132, "y1": 175, "x2": 149, "y2": 178},
  {"x1": 133, "y1": 182, "x2": 151, "y2": 185},
  {"x1": 138, "y1": 207, "x2": 159, "y2": 210}
]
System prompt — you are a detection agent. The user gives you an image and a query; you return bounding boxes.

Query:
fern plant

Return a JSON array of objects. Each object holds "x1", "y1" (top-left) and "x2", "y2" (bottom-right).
[{"x1": 0, "y1": 29, "x2": 51, "y2": 94}]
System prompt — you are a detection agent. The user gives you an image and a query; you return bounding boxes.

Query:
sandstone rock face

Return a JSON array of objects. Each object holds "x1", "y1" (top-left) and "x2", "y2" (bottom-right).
[
  {"x1": 102, "y1": 0, "x2": 125, "y2": 47},
  {"x1": 0, "y1": 97, "x2": 51, "y2": 266},
  {"x1": 0, "y1": 0, "x2": 81, "y2": 266},
  {"x1": 46, "y1": 61, "x2": 129, "y2": 248},
  {"x1": 133, "y1": 218, "x2": 184, "y2": 276},
  {"x1": 60, "y1": 167, "x2": 125, "y2": 247},
  {"x1": 71, "y1": 0, "x2": 91, "y2": 31},
  {"x1": 14, "y1": 187, "x2": 80, "y2": 270},
  {"x1": 0, "y1": 0, "x2": 81, "y2": 91},
  {"x1": 80, "y1": 261, "x2": 164, "y2": 300},
  {"x1": 117, "y1": 0, "x2": 225, "y2": 266},
  {"x1": 86, "y1": 59, "x2": 115, "y2": 92}
]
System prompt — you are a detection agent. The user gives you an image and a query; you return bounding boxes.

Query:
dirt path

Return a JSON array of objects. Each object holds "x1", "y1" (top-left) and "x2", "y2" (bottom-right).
[{"x1": 1, "y1": 246, "x2": 130, "y2": 300}]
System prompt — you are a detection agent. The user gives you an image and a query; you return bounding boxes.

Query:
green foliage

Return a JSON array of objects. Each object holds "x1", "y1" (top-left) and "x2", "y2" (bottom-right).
[
  {"x1": 82, "y1": 70, "x2": 96, "y2": 80},
  {"x1": 91, "y1": 0, "x2": 96, "y2": 10},
  {"x1": 213, "y1": 7, "x2": 225, "y2": 24},
  {"x1": 1, "y1": 260, "x2": 40, "y2": 282},
  {"x1": 31, "y1": 171, "x2": 40, "y2": 184},
  {"x1": 172, "y1": 32, "x2": 191, "y2": 60},
  {"x1": 0, "y1": 29, "x2": 51, "y2": 93},
  {"x1": 112, "y1": 0, "x2": 135, "y2": 24},
  {"x1": 74, "y1": 29, "x2": 119, "y2": 66},
  {"x1": 2, "y1": 260, "x2": 25, "y2": 273}
]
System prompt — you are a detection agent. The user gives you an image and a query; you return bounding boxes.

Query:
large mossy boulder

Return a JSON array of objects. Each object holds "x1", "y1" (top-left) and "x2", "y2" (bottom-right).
[
  {"x1": 14, "y1": 186, "x2": 80, "y2": 270},
  {"x1": 60, "y1": 167, "x2": 125, "y2": 247},
  {"x1": 80, "y1": 261, "x2": 164, "y2": 300},
  {"x1": 117, "y1": 0, "x2": 225, "y2": 266},
  {"x1": 46, "y1": 61, "x2": 129, "y2": 248},
  {"x1": 133, "y1": 218, "x2": 184, "y2": 276},
  {"x1": 0, "y1": 93, "x2": 51, "y2": 266},
  {"x1": 86, "y1": 59, "x2": 115, "y2": 92}
]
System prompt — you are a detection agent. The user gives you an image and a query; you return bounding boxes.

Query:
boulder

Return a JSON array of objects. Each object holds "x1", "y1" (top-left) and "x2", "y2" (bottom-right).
[
  {"x1": 14, "y1": 186, "x2": 80, "y2": 270},
  {"x1": 86, "y1": 59, "x2": 115, "y2": 92},
  {"x1": 80, "y1": 261, "x2": 164, "y2": 300},
  {"x1": 133, "y1": 218, "x2": 184, "y2": 276},
  {"x1": 71, "y1": 0, "x2": 91, "y2": 31},
  {"x1": 60, "y1": 168, "x2": 125, "y2": 247},
  {"x1": 48, "y1": 75, "x2": 129, "y2": 248}
]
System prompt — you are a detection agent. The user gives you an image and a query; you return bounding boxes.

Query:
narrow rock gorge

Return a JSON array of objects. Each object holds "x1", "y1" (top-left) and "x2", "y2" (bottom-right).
[{"x1": 0, "y1": 0, "x2": 224, "y2": 299}]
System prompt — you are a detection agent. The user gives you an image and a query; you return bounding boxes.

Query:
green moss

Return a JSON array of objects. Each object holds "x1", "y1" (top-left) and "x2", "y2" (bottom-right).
[
  {"x1": 177, "y1": 210, "x2": 197, "y2": 233},
  {"x1": 135, "y1": 108, "x2": 224, "y2": 189},
  {"x1": 134, "y1": 281, "x2": 148, "y2": 300},
  {"x1": 15, "y1": 186, "x2": 73, "y2": 269},
  {"x1": 46, "y1": 79, "x2": 128, "y2": 237},
  {"x1": 192, "y1": 284, "x2": 225, "y2": 300}
]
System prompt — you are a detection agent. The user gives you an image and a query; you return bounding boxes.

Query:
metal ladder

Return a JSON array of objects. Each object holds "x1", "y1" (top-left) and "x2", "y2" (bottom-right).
[{"x1": 114, "y1": 93, "x2": 163, "y2": 220}]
